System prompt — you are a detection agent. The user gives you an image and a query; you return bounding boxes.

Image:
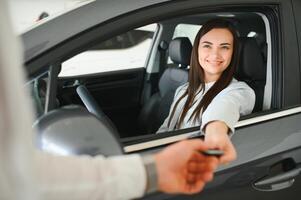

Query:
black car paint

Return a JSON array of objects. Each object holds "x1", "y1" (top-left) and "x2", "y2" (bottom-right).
[{"x1": 22, "y1": 0, "x2": 301, "y2": 199}]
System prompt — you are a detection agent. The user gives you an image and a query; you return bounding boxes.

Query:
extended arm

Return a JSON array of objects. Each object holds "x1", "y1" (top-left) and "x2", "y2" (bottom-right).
[{"x1": 201, "y1": 82, "x2": 255, "y2": 164}]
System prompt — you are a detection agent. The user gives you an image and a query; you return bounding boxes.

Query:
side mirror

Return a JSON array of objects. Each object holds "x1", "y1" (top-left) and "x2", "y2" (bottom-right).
[{"x1": 33, "y1": 105, "x2": 123, "y2": 156}]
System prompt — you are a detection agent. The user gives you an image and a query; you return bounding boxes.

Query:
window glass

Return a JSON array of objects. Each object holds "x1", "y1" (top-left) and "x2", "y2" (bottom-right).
[
  {"x1": 26, "y1": 71, "x2": 49, "y2": 117},
  {"x1": 59, "y1": 23, "x2": 157, "y2": 77},
  {"x1": 168, "y1": 23, "x2": 201, "y2": 64},
  {"x1": 172, "y1": 23, "x2": 201, "y2": 43}
]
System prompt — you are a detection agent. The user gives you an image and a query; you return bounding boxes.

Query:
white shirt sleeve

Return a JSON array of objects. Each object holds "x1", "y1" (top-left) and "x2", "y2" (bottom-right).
[
  {"x1": 35, "y1": 152, "x2": 146, "y2": 200},
  {"x1": 201, "y1": 82, "x2": 255, "y2": 136},
  {"x1": 0, "y1": 3, "x2": 147, "y2": 199}
]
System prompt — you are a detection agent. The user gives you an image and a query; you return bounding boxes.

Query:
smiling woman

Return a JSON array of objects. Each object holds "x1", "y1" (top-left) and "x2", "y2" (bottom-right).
[
  {"x1": 198, "y1": 28, "x2": 234, "y2": 82},
  {"x1": 157, "y1": 19, "x2": 255, "y2": 164}
]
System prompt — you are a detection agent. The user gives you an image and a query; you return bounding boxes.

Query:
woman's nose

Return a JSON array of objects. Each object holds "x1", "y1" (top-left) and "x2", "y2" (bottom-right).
[{"x1": 209, "y1": 48, "x2": 221, "y2": 59}]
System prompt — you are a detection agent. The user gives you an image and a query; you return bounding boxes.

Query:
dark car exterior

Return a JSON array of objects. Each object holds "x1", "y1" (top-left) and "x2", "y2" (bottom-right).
[{"x1": 22, "y1": 0, "x2": 301, "y2": 199}]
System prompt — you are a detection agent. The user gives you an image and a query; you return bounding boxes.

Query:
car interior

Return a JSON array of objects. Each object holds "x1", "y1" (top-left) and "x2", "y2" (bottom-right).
[{"x1": 29, "y1": 11, "x2": 269, "y2": 154}]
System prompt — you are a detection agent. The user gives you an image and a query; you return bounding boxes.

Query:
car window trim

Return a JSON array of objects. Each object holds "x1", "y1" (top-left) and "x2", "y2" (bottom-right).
[{"x1": 124, "y1": 106, "x2": 301, "y2": 153}]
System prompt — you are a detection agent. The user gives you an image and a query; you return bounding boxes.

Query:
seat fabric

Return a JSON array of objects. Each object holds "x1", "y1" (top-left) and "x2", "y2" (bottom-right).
[
  {"x1": 235, "y1": 37, "x2": 266, "y2": 112},
  {"x1": 137, "y1": 37, "x2": 192, "y2": 134}
]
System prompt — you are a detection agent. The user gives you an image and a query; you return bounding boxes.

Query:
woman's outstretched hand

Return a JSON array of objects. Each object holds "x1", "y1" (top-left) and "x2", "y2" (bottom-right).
[
  {"x1": 204, "y1": 121, "x2": 237, "y2": 164},
  {"x1": 154, "y1": 139, "x2": 218, "y2": 194}
]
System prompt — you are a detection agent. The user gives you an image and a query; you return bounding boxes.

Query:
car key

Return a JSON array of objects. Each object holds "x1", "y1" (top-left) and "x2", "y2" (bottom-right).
[{"x1": 201, "y1": 149, "x2": 224, "y2": 157}]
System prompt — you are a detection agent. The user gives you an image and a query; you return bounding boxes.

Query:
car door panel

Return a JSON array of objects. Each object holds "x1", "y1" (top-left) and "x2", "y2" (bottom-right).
[
  {"x1": 139, "y1": 110, "x2": 301, "y2": 200},
  {"x1": 292, "y1": 0, "x2": 301, "y2": 96}
]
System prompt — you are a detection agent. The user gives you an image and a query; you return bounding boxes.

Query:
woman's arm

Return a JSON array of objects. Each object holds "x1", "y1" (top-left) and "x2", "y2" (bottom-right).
[
  {"x1": 201, "y1": 82, "x2": 255, "y2": 164},
  {"x1": 203, "y1": 121, "x2": 237, "y2": 164}
]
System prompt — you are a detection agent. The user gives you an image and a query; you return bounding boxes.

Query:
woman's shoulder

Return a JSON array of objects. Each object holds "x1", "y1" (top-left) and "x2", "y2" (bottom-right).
[
  {"x1": 219, "y1": 78, "x2": 255, "y2": 97},
  {"x1": 213, "y1": 78, "x2": 255, "y2": 109},
  {"x1": 228, "y1": 78, "x2": 253, "y2": 90},
  {"x1": 174, "y1": 82, "x2": 188, "y2": 97}
]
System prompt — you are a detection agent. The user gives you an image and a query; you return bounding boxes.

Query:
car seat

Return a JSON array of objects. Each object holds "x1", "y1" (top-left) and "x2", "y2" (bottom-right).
[
  {"x1": 137, "y1": 37, "x2": 192, "y2": 134},
  {"x1": 235, "y1": 37, "x2": 266, "y2": 112}
]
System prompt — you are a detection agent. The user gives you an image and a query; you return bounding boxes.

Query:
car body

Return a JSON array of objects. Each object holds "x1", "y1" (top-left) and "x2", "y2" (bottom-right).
[{"x1": 22, "y1": 0, "x2": 301, "y2": 199}]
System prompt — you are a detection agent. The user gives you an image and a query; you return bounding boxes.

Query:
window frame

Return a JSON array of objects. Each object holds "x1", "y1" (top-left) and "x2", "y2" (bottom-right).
[
  {"x1": 26, "y1": 4, "x2": 288, "y2": 152},
  {"x1": 121, "y1": 8, "x2": 282, "y2": 152}
]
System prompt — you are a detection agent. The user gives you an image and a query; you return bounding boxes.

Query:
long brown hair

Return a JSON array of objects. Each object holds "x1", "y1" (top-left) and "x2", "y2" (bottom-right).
[{"x1": 168, "y1": 18, "x2": 240, "y2": 128}]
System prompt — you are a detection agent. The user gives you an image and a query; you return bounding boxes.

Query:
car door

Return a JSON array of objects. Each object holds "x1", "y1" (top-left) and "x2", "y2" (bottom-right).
[
  {"x1": 118, "y1": 1, "x2": 301, "y2": 200},
  {"x1": 123, "y1": 0, "x2": 301, "y2": 199},
  {"x1": 129, "y1": 108, "x2": 301, "y2": 200},
  {"x1": 22, "y1": 0, "x2": 301, "y2": 199}
]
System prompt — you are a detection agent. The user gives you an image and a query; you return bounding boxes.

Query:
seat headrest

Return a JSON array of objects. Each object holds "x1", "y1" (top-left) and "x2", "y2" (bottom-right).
[
  {"x1": 236, "y1": 37, "x2": 266, "y2": 81},
  {"x1": 169, "y1": 37, "x2": 192, "y2": 67}
]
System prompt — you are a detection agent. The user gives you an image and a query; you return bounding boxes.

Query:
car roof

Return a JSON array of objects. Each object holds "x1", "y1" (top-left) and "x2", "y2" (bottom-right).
[{"x1": 21, "y1": 0, "x2": 171, "y2": 64}]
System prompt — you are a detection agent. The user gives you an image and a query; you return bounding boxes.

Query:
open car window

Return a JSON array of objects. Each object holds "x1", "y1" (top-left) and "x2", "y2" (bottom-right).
[
  {"x1": 59, "y1": 24, "x2": 157, "y2": 77},
  {"x1": 29, "y1": 9, "x2": 274, "y2": 147}
]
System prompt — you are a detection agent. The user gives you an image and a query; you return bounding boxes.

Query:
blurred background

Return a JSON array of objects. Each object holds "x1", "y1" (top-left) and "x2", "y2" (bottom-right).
[{"x1": 8, "y1": 0, "x2": 93, "y2": 33}]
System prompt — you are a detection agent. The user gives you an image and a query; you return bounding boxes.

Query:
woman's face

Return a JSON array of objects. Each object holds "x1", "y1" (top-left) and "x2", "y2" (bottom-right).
[{"x1": 198, "y1": 28, "x2": 234, "y2": 82}]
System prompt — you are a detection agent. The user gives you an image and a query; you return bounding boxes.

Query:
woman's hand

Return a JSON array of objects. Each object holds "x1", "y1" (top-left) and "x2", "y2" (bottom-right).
[
  {"x1": 154, "y1": 139, "x2": 218, "y2": 194},
  {"x1": 204, "y1": 121, "x2": 237, "y2": 164}
]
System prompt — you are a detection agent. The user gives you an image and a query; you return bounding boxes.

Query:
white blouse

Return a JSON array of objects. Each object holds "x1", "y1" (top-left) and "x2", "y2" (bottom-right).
[{"x1": 157, "y1": 79, "x2": 256, "y2": 135}]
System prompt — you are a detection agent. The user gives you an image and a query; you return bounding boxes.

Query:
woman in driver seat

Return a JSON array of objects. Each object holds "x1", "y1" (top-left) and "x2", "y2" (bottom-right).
[{"x1": 157, "y1": 19, "x2": 255, "y2": 164}]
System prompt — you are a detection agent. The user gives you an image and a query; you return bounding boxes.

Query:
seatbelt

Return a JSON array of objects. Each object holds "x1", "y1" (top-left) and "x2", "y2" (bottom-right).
[
  {"x1": 150, "y1": 40, "x2": 169, "y2": 94},
  {"x1": 140, "y1": 40, "x2": 169, "y2": 105},
  {"x1": 158, "y1": 40, "x2": 169, "y2": 78}
]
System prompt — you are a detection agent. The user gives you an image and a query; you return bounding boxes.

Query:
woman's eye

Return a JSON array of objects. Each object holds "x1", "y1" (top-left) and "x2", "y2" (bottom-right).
[
  {"x1": 221, "y1": 46, "x2": 230, "y2": 50},
  {"x1": 203, "y1": 45, "x2": 211, "y2": 48}
]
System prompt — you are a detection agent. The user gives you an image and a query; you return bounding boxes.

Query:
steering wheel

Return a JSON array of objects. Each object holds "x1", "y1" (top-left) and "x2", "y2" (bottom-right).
[
  {"x1": 76, "y1": 85, "x2": 119, "y2": 136},
  {"x1": 76, "y1": 85, "x2": 106, "y2": 119}
]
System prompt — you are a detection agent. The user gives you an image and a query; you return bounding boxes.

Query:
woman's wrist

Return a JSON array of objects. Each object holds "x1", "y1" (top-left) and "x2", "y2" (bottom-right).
[{"x1": 204, "y1": 121, "x2": 229, "y2": 137}]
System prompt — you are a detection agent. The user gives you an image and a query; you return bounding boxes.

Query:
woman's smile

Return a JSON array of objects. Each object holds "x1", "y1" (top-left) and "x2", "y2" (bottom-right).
[
  {"x1": 206, "y1": 59, "x2": 223, "y2": 66},
  {"x1": 198, "y1": 28, "x2": 234, "y2": 82}
]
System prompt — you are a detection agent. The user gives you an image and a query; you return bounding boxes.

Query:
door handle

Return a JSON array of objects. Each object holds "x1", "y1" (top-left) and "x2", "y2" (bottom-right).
[{"x1": 253, "y1": 167, "x2": 301, "y2": 191}]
